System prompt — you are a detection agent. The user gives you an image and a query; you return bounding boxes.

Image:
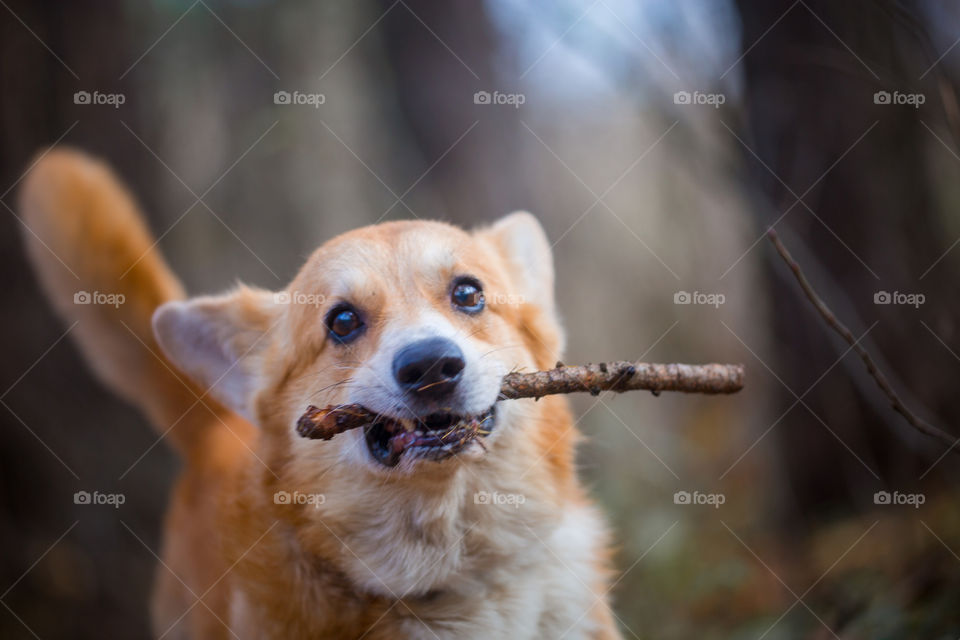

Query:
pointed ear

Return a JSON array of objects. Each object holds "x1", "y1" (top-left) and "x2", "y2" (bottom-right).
[
  {"x1": 152, "y1": 286, "x2": 278, "y2": 421},
  {"x1": 481, "y1": 211, "x2": 556, "y2": 313}
]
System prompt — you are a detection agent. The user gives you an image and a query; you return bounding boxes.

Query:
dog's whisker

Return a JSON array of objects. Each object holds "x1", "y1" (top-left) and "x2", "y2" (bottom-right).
[
  {"x1": 415, "y1": 379, "x2": 449, "y2": 393},
  {"x1": 478, "y1": 344, "x2": 523, "y2": 360},
  {"x1": 308, "y1": 378, "x2": 355, "y2": 401}
]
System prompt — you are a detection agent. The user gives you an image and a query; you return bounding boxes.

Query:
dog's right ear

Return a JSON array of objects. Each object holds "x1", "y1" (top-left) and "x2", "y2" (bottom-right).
[
  {"x1": 152, "y1": 286, "x2": 278, "y2": 421},
  {"x1": 482, "y1": 211, "x2": 556, "y2": 314}
]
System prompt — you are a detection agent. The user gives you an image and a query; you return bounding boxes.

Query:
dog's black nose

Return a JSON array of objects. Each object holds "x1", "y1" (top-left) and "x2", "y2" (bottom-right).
[{"x1": 393, "y1": 337, "x2": 465, "y2": 398}]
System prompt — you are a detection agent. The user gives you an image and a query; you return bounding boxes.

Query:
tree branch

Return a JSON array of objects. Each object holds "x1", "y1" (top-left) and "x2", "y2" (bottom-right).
[
  {"x1": 499, "y1": 361, "x2": 744, "y2": 398},
  {"x1": 297, "y1": 361, "x2": 745, "y2": 440},
  {"x1": 768, "y1": 228, "x2": 959, "y2": 455}
]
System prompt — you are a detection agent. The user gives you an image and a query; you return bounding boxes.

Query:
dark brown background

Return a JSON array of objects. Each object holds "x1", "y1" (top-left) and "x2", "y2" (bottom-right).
[{"x1": 2, "y1": 1, "x2": 960, "y2": 637}]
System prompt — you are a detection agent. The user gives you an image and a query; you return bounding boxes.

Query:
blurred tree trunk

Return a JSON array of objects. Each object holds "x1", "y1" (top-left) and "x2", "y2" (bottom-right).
[
  {"x1": 1, "y1": 1, "x2": 162, "y2": 638},
  {"x1": 378, "y1": 0, "x2": 531, "y2": 225},
  {"x1": 732, "y1": 0, "x2": 960, "y2": 521}
]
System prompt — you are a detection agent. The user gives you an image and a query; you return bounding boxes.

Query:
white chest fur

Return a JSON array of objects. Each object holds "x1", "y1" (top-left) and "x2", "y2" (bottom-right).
[{"x1": 307, "y1": 469, "x2": 610, "y2": 639}]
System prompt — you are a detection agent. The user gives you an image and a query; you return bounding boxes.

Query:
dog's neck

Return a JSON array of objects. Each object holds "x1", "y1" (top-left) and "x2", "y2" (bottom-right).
[
  {"x1": 281, "y1": 438, "x2": 562, "y2": 597},
  {"x1": 224, "y1": 399, "x2": 584, "y2": 634}
]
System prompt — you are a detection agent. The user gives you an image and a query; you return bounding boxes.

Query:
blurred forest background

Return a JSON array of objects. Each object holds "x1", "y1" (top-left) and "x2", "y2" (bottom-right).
[{"x1": 3, "y1": 0, "x2": 960, "y2": 638}]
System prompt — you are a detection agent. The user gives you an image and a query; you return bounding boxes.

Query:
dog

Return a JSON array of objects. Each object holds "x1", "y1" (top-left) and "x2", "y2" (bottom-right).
[{"x1": 20, "y1": 148, "x2": 621, "y2": 639}]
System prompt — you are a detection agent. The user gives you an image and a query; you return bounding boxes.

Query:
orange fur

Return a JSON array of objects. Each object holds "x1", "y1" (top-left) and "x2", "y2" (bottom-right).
[{"x1": 19, "y1": 149, "x2": 621, "y2": 639}]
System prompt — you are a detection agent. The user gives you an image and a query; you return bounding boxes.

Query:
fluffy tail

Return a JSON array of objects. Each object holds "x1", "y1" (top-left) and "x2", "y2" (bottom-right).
[{"x1": 18, "y1": 148, "x2": 219, "y2": 457}]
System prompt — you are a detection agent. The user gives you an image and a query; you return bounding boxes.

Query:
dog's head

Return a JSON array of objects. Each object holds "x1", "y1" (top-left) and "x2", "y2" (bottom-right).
[{"x1": 153, "y1": 212, "x2": 563, "y2": 476}]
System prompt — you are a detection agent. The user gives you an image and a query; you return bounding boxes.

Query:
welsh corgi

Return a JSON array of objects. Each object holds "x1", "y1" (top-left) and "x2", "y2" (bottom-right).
[{"x1": 20, "y1": 148, "x2": 621, "y2": 639}]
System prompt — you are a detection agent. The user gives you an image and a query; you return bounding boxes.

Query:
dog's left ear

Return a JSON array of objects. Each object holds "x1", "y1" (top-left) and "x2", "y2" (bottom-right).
[
  {"x1": 480, "y1": 211, "x2": 556, "y2": 314},
  {"x1": 153, "y1": 286, "x2": 278, "y2": 422}
]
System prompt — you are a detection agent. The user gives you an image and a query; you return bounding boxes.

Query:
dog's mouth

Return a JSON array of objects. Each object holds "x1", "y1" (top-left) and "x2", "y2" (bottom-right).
[{"x1": 364, "y1": 406, "x2": 496, "y2": 467}]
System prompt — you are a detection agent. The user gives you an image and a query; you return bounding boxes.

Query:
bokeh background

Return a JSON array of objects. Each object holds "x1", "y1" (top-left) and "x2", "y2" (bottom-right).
[{"x1": 3, "y1": 1, "x2": 960, "y2": 638}]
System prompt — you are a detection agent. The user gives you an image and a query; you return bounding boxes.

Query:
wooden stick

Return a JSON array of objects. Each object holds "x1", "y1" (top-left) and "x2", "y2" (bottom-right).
[
  {"x1": 297, "y1": 361, "x2": 744, "y2": 440},
  {"x1": 500, "y1": 361, "x2": 744, "y2": 398}
]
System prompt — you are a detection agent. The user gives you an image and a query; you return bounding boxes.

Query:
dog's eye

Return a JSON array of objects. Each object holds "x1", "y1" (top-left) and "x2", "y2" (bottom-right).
[
  {"x1": 326, "y1": 305, "x2": 363, "y2": 342},
  {"x1": 451, "y1": 279, "x2": 484, "y2": 313}
]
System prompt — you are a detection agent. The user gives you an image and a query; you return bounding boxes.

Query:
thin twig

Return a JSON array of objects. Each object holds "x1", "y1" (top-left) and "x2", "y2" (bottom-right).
[{"x1": 768, "y1": 228, "x2": 959, "y2": 455}]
